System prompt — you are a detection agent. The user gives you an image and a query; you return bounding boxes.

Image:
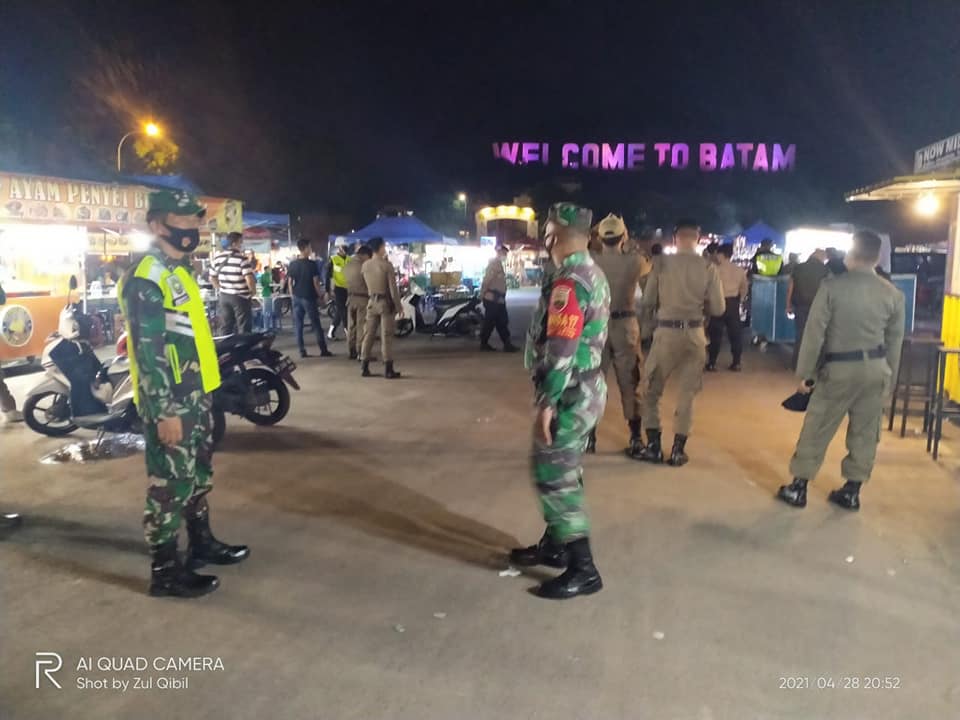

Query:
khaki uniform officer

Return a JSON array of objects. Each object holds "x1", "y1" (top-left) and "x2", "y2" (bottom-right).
[
  {"x1": 633, "y1": 220, "x2": 724, "y2": 466},
  {"x1": 778, "y1": 231, "x2": 904, "y2": 511},
  {"x1": 591, "y1": 213, "x2": 646, "y2": 455},
  {"x1": 343, "y1": 244, "x2": 373, "y2": 361},
  {"x1": 360, "y1": 236, "x2": 403, "y2": 379}
]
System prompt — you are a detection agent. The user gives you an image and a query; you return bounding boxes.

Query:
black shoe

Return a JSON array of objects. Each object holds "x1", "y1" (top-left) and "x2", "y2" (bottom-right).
[
  {"x1": 631, "y1": 429, "x2": 663, "y2": 463},
  {"x1": 534, "y1": 538, "x2": 603, "y2": 600},
  {"x1": 149, "y1": 540, "x2": 219, "y2": 598},
  {"x1": 361, "y1": 361, "x2": 372, "y2": 377},
  {"x1": 299, "y1": 350, "x2": 308, "y2": 359},
  {"x1": 185, "y1": 500, "x2": 250, "y2": 568},
  {"x1": 509, "y1": 530, "x2": 568, "y2": 568},
  {"x1": 667, "y1": 434, "x2": 689, "y2": 467},
  {"x1": 480, "y1": 343, "x2": 496, "y2": 352},
  {"x1": 626, "y1": 418, "x2": 642, "y2": 456},
  {"x1": 503, "y1": 343, "x2": 519, "y2": 353},
  {"x1": 320, "y1": 349, "x2": 334, "y2": 357},
  {"x1": 729, "y1": 362, "x2": 742, "y2": 372},
  {"x1": 828, "y1": 482, "x2": 861, "y2": 511},
  {"x1": 384, "y1": 361, "x2": 401, "y2": 379},
  {"x1": 776, "y1": 478, "x2": 808, "y2": 508},
  {"x1": 705, "y1": 362, "x2": 718, "y2": 372},
  {"x1": 348, "y1": 350, "x2": 358, "y2": 361},
  {"x1": 585, "y1": 428, "x2": 597, "y2": 454}
]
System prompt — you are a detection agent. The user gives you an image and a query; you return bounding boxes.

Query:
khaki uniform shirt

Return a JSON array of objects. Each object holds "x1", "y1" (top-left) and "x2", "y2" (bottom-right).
[
  {"x1": 796, "y1": 267, "x2": 905, "y2": 382},
  {"x1": 343, "y1": 255, "x2": 368, "y2": 296},
  {"x1": 641, "y1": 250, "x2": 725, "y2": 323},
  {"x1": 591, "y1": 247, "x2": 643, "y2": 313},
  {"x1": 361, "y1": 256, "x2": 402, "y2": 310},
  {"x1": 481, "y1": 259, "x2": 507, "y2": 302},
  {"x1": 716, "y1": 260, "x2": 748, "y2": 299}
]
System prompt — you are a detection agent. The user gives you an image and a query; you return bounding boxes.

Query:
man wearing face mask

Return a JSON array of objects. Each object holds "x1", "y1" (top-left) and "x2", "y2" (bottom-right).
[
  {"x1": 510, "y1": 203, "x2": 610, "y2": 600},
  {"x1": 119, "y1": 190, "x2": 249, "y2": 599},
  {"x1": 589, "y1": 213, "x2": 645, "y2": 455}
]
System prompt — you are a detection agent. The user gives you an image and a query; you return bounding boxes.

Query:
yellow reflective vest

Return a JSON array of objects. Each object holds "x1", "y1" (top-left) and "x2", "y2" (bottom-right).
[
  {"x1": 330, "y1": 253, "x2": 348, "y2": 288},
  {"x1": 118, "y1": 253, "x2": 221, "y2": 408}
]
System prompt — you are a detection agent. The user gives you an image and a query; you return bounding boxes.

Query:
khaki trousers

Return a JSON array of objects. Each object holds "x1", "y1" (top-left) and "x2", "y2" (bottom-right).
[
  {"x1": 642, "y1": 327, "x2": 706, "y2": 436},
  {"x1": 600, "y1": 317, "x2": 644, "y2": 421},
  {"x1": 361, "y1": 298, "x2": 396, "y2": 362},
  {"x1": 347, "y1": 295, "x2": 368, "y2": 354}
]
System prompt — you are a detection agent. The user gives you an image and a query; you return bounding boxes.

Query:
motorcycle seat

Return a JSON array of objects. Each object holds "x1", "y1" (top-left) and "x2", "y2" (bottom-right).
[{"x1": 214, "y1": 333, "x2": 268, "y2": 353}]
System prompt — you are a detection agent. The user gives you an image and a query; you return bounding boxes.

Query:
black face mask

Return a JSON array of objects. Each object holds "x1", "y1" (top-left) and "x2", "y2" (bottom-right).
[{"x1": 162, "y1": 223, "x2": 201, "y2": 253}]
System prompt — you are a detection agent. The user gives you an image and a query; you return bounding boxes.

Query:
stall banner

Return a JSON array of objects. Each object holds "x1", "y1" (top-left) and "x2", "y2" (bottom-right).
[
  {"x1": 87, "y1": 233, "x2": 133, "y2": 255},
  {"x1": 0, "y1": 173, "x2": 153, "y2": 228},
  {"x1": 914, "y1": 131, "x2": 960, "y2": 174},
  {"x1": 203, "y1": 198, "x2": 243, "y2": 234},
  {"x1": 0, "y1": 295, "x2": 65, "y2": 361}
]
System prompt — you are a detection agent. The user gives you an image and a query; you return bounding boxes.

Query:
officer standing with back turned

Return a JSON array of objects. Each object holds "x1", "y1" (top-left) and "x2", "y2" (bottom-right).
[
  {"x1": 119, "y1": 190, "x2": 249, "y2": 598},
  {"x1": 632, "y1": 219, "x2": 724, "y2": 466},
  {"x1": 590, "y1": 213, "x2": 645, "y2": 455},
  {"x1": 777, "y1": 231, "x2": 904, "y2": 511}
]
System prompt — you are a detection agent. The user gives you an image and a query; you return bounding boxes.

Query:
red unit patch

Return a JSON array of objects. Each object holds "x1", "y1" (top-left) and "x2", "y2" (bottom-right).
[{"x1": 546, "y1": 279, "x2": 584, "y2": 339}]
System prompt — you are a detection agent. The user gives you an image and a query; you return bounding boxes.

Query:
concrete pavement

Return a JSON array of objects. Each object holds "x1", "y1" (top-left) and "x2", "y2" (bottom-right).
[{"x1": 2, "y1": 292, "x2": 960, "y2": 720}]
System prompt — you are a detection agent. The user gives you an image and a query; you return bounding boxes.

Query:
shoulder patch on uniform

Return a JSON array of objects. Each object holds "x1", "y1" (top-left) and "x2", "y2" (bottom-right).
[
  {"x1": 166, "y1": 274, "x2": 190, "y2": 306},
  {"x1": 546, "y1": 278, "x2": 584, "y2": 340}
]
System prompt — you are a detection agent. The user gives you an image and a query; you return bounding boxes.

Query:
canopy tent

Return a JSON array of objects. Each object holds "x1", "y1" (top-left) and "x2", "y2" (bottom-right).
[
  {"x1": 244, "y1": 211, "x2": 291, "y2": 229},
  {"x1": 729, "y1": 221, "x2": 785, "y2": 249},
  {"x1": 329, "y1": 215, "x2": 449, "y2": 246},
  {"x1": 121, "y1": 173, "x2": 205, "y2": 195}
]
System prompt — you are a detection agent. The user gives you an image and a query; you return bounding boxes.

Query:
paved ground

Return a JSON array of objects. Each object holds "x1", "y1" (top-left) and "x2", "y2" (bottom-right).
[{"x1": 2, "y1": 289, "x2": 959, "y2": 720}]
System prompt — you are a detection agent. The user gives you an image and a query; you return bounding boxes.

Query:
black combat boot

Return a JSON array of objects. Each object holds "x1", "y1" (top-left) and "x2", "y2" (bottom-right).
[
  {"x1": 828, "y1": 481, "x2": 861, "y2": 511},
  {"x1": 508, "y1": 529, "x2": 568, "y2": 568},
  {"x1": 631, "y1": 429, "x2": 663, "y2": 463},
  {"x1": 149, "y1": 540, "x2": 219, "y2": 598},
  {"x1": 777, "y1": 478, "x2": 808, "y2": 508},
  {"x1": 705, "y1": 362, "x2": 718, "y2": 372},
  {"x1": 585, "y1": 428, "x2": 597, "y2": 454},
  {"x1": 668, "y1": 434, "x2": 689, "y2": 467},
  {"x1": 534, "y1": 538, "x2": 603, "y2": 600},
  {"x1": 384, "y1": 361, "x2": 401, "y2": 379},
  {"x1": 349, "y1": 349, "x2": 358, "y2": 361},
  {"x1": 626, "y1": 418, "x2": 642, "y2": 456},
  {"x1": 185, "y1": 499, "x2": 250, "y2": 569},
  {"x1": 361, "y1": 360, "x2": 373, "y2": 377}
]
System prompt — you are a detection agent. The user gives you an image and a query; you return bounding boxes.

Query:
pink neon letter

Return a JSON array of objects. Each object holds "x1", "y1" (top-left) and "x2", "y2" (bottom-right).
[
  {"x1": 736, "y1": 143, "x2": 754, "y2": 168},
  {"x1": 582, "y1": 143, "x2": 600, "y2": 169},
  {"x1": 627, "y1": 143, "x2": 645, "y2": 169},
  {"x1": 561, "y1": 143, "x2": 580, "y2": 169},
  {"x1": 654, "y1": 143, "x2": 671, "y2": 167},
  {"x1": 771, "y1": 144, "x2": 796, "y2": 171},
  {"x1": 671, "y1": 143, "x2": 690, "y2": 169},
  {"x1": 601, "y1": 143, "x2": 625, "y2": 170},
  {"x1": 699, "y1": 143, "x2": 717, "y2": 171}
]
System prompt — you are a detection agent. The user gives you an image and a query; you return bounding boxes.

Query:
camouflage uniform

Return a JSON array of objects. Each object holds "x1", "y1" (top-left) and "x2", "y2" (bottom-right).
[
  {"x1": 526, "y1": 247, "x2": 610, "y2": 543},
  {"x1": 121, "y1": 247, "x2": 215, "y2": 546}
]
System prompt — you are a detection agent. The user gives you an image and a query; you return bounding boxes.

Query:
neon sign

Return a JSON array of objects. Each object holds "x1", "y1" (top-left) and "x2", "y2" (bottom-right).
[{"x1": 492, "y1": 142, "x2": 796, "y2": 172}]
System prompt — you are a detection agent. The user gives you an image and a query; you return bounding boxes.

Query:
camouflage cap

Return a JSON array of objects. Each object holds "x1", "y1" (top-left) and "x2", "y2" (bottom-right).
[
  {"x1": 148, "y1": 189, "x2": 206, "y2": 217},
  {"x1": 546, "y1": 202, "x2": 592, "y2": 233}
]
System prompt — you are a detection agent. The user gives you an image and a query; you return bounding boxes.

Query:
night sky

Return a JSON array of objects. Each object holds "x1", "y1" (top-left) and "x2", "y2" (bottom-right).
[{"x1": 2, "y1": 0, "x2": 959, "y2": 238}]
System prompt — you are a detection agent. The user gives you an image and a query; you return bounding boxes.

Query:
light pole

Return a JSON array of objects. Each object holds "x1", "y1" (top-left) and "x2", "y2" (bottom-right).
[
  {"x1": 457, "y1": 192, "x2": 467, "y2": 222},
  {"x1": 117, "y1": 121, "x2": 161, "y2": 172}
]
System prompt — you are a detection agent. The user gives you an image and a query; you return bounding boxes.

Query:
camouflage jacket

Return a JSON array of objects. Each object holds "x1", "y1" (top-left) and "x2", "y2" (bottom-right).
[
  {"x1": 121, "y1": 246, "x2": 207, "y2": 423},
  {"x1": 525, "y1": 251, "x2": 610, "y2": 410}
]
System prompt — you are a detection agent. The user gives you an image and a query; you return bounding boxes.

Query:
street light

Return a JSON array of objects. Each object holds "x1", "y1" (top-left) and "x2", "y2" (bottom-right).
[
  {"x1": 117, "y1": 121, "x2": 163, "y2": 172},
  {"x1": 915, "y1": 193, "x2": 940, "y2": 217},
  {"x1": 457, "y1": 192, "x2": 467, "y2": 222}
]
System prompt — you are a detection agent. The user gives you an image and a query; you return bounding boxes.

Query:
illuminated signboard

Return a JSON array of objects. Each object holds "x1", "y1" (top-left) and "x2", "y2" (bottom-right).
[
  {"x1": 914, "y1": 131, "x2": 960, "y2": 174},
  {"x1": 492, "y1": 142, "x2": 796, "y2": 172}
]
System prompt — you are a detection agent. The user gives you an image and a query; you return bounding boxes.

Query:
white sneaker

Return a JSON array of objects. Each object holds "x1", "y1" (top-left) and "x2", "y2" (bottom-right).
[{"x1": 3, "y1": 410, "x2": 24, "y2": 424}]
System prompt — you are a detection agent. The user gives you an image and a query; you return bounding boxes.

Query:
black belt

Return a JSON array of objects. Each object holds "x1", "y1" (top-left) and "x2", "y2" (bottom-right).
[
  {"x1": 610, "y1": 311, "x2": 636, "y2": 319},
  {"x1": 824, "y1": 347, "x2": 886, "y2": 362},
  {"x1": 658, "y1": 319, "x2": 702, "y2": 329}
]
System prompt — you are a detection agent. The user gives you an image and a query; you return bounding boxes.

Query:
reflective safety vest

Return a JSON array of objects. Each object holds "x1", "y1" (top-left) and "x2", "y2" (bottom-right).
[
  {"x1": 756, "y1": 253, "x2": 783, "y2": 277},
  {"x1": 331, "y1": 253, "x2": 348, "y2": 288},
  {"x1": 118, "y1": 254, "x2": 221, "y2": 407}
]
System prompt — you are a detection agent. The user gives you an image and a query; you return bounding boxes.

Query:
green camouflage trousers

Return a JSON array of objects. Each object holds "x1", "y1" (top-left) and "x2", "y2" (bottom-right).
[
  {"x1": 531, "y1": 372, "x2": 606, "y2": 544},
  {"x1": 143, "y1": 392, "x2": 214, "y2": 546}
]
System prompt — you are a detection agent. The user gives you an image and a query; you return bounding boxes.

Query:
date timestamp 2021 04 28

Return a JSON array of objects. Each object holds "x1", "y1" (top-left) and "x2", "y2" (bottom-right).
[{"x1": 779, "y1": 676, "x2": 902, "y2": 691}]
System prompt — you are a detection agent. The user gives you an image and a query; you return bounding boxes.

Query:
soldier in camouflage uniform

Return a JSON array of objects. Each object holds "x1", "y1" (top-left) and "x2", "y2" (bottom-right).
[
  {"x1": 510, "y1": 203, "x2": 610, "y2": 600},
  {"x1": 119, "y1": 190, "x2": 249, "y2": 599}
]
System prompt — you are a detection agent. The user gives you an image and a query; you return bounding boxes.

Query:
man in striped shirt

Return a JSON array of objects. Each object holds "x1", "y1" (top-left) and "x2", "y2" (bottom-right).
[{"x1": 211, "y1": 232, "x2": 256, "y2": 334}]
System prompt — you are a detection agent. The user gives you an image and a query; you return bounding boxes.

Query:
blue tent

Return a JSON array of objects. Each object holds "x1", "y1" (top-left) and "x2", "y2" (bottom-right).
[
  {"x1": 244, "y1": 211, "x2": 290, "y2": 228},
  {"x1": 731, "y1": 221, "x2": 785, "y2": 250},
  {"x1": 121, "y1": 174, "x2": 206, "y2": 195},
  {"x1": 330, "y1": 215, "x2": 447, "y2": 245}
]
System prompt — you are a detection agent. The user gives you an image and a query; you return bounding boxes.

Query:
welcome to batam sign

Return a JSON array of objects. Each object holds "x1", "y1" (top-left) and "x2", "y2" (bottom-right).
[{"x1": 492, "y1": 141, "x2": 796, "y2": 172}]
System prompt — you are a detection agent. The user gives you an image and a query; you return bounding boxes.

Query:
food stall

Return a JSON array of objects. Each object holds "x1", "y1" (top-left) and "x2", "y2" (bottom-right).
[
  {"x1": 0, "y1": 171, "x2": 241, "y2": 361},
  {"x1": 847, "y1": 132, "x2": 960, "y2": 398}
]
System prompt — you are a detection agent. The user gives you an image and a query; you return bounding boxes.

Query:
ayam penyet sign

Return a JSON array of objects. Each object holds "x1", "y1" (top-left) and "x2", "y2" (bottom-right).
[{"x1": 492, "y1": 141, "x2": 796, "y2": 172}]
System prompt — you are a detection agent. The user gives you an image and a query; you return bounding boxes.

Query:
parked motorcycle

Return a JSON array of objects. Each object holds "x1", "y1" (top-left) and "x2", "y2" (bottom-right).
[
  {"x1": 213, "y1": 332, "x2": 299, "y2": 428},
  {"x1": 434, "y1": 294, "x2": 484, "y2": 337},
  {"x1": 396, "y1": 284, "x2": 428, "y2": 337}
]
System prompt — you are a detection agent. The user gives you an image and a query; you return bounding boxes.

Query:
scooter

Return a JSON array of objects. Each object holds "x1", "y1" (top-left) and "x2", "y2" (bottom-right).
[
  {"x1": 396, "y1": 284, "x2": 428, "y2": 337},
  {"x1": 213, "y1": 332, "x2": 299, "y2": 428},
  {"x1": 23, "y1": 284, "x2": 139, "y2": 441},
  {"x1": 434, "y1": 294, "x2": 484, "y2": 337}
]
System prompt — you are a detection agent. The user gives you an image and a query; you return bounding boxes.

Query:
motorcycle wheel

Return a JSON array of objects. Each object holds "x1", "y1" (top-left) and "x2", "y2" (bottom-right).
[
  {"x1": 23, "y1": 391, "x2": 78, "y2": 437},
  {"x1": 244, "y1": 368, "x2": 290, "y2": 425},
  {"x1": 395, "y1": 319, "x2": 414, "y2": 337},
  {"x1": 212, "y1": 408, "x2": 226, "y2": 447}
]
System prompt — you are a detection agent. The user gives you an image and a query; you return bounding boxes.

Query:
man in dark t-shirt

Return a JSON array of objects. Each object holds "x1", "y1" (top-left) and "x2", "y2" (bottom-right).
[{"x1": 287, "y1": 238, "x2": 332, "y2": 358}]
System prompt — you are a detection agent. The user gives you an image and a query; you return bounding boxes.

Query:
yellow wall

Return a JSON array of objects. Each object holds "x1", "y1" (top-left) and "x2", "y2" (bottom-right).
[{"x1": 943, "y1": 295, "x2": 960, "y2": 401}]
